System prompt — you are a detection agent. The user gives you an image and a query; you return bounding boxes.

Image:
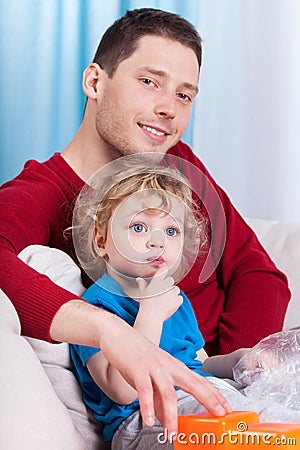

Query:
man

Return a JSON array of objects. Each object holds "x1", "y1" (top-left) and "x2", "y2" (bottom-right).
[{"x1": 0, "y1": 7, "x2": 290, "y2": 448}]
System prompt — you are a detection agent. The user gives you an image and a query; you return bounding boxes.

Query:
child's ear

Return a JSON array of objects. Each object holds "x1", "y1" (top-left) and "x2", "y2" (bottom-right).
[{"x1": 95, "y1": 226, "x2": 107, "y2": 257}]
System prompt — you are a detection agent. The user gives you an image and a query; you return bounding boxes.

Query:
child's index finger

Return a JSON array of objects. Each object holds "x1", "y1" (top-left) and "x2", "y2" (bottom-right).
[
  {"x1": 136, "y1": 277, "x2": 147, "y2": 292},
  {"x1": 152, "y1": 266, "x2": 169, "y2": 280},
  {"x1": 146, "y1": 269, "x2": 174, "y2": 297}
]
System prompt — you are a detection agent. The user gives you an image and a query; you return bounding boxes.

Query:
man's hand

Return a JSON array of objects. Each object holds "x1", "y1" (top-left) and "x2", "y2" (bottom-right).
[
  {"x1": 51, "y1": 299, "x2": 232, "y2": 440},
  {"x1": 99, "y1": 312, "x2": 232, "y2": 440}
]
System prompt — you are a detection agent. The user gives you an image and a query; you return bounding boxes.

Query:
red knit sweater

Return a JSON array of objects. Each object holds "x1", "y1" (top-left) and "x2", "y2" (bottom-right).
[{"x1": 0, "y1": 142, "x2": 290, "y2": 355}]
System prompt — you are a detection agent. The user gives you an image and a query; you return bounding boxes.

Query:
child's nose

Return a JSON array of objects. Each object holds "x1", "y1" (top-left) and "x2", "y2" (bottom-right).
[{"x1": 146, "y1": 229, "x2": 165, "y2": 249}]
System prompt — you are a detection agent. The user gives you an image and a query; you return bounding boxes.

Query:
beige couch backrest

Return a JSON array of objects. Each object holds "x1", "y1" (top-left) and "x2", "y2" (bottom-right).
[{"x1": 246, "y1": 219, "x2": 300, "y2": 330}]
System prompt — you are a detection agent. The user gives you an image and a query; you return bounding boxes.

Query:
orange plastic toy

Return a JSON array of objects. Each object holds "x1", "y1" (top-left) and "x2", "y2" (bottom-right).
[
  {"x1": 174, "y1": 411, "x2": 300, "y2": 449},
  {"x1": 246, "y1": 422, "x2": 300, "y2": 449}
]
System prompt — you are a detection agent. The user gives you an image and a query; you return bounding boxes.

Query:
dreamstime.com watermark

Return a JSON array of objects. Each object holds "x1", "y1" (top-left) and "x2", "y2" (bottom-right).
[{"x1": 157, "y1": 421, "x2": 297, "y2": 446}]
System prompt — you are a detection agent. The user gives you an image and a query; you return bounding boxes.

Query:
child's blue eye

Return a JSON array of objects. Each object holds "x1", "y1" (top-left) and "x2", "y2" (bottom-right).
[
  {"x1": 132, "y1": 223, "x2": 147, "y2": 233},
  {"x1": 165, "y1": 227, "x2": 177, "y2": 237}
]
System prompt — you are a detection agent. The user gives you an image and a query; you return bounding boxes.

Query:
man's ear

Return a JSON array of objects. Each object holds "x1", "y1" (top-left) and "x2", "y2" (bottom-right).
[
  {"x1": 95, "y1": 226, "x2": 107, "y2": 257},
  {"x1": 82, "y1": 63, "x2": 105, "y2": 99}
]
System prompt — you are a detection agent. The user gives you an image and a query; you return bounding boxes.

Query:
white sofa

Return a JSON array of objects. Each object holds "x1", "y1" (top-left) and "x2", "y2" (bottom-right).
[{"x1": 0, "y1": 218, "x2": 299, "y2": 449}]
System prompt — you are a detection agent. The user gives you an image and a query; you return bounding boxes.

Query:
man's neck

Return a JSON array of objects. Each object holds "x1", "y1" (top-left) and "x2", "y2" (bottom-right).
[{"x1": 61, "y1": 121, "x2": 122, "y2": 182}]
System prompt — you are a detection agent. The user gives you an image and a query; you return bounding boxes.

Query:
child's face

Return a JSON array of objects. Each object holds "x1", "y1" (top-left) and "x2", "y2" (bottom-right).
[{"x1": 96, "y1": 190, "x2": 185, "y2": 280}]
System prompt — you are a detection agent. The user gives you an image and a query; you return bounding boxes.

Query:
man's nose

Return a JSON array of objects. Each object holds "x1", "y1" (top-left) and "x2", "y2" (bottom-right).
[
  {"x1": 154, "y1": 92, "x2": 176, "y2": 119},
  {"x1": 146, "y1": 229, "x2": 165, "y2": 249}
]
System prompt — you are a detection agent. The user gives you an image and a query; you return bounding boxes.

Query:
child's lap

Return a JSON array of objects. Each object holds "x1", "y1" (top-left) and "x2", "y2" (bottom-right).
[{"x1": 112, "y1": 377, "x2": 300, "y2": 450}]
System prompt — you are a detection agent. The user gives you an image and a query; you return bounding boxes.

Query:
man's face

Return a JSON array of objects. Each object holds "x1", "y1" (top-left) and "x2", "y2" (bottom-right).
[{"x1": 95, "y1": 35, "x2": 199, "y2": 155}]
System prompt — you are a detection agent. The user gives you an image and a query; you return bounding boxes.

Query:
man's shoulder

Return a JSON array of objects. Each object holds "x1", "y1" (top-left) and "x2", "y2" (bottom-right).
[
  {"x1": 18, "y1": 152, "x2": 82, "y2": 185},
  {"x1": 0, "y1": 153, "x2": 83, "y2": 200},
  {"x1": 169, "y1": 140, "x2": 193, "y2": 157},
  {"x1": 168, "y1": 141, "x2": 207, "y2": 172}
]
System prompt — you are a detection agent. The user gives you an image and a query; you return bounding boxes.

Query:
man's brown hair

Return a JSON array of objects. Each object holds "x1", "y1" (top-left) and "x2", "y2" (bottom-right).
[{"x1": 93, "y1": 8, "x2": 202, "y2": 78}]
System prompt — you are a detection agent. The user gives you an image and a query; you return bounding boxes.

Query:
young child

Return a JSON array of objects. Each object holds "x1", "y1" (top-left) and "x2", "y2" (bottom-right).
[{"x1": 70, "y1": 156, "x2": 299, "y2": 449}]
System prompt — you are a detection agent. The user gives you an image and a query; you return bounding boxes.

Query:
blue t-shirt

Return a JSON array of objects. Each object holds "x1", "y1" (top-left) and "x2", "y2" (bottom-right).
[{"x1": 70, "y1": 273, "x2": 210, "y2": 442}]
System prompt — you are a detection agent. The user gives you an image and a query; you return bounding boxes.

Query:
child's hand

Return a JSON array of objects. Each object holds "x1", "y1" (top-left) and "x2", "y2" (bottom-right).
[
  {"x1": 233, "y1": 347, "x2": 280, "y2": 386},
  {"x1": 136, "y1": 270, "x2": 183, "y2": 322},
  {"x1": 200, "y1": 347, "x2": 250, "y2": 379}
]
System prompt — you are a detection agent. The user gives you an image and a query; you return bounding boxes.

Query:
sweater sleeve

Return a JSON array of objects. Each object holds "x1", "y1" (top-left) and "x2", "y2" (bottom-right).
[
  {"x1": 169, "y1": 143, "x2": 291, "y2": 355},
  {"x1": 0, "y1": 166, "x2": 84, "y2": 342},
  {"x1": 0, "y1": 237, "x2": 83, "y2": 341}
]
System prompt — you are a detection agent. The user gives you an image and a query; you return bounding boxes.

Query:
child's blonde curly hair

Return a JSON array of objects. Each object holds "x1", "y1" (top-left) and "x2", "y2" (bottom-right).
[{"x1": 72, "y1": 156, "x2": 207, "y2": 283}]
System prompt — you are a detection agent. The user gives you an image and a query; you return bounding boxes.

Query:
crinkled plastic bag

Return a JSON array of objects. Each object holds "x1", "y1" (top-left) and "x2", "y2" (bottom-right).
[{"x1": 233, "y1": 329, "x2": 300, "y2": 410}]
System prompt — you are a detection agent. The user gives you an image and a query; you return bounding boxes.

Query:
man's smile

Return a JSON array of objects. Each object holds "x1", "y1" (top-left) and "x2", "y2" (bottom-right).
[{"x1": 137, "y1": 122, "x2": 171, "y2": 142}]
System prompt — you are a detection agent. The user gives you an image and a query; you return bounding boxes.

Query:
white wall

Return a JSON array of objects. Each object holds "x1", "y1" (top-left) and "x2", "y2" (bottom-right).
[{"x1": 193, "y1": 0, "x2": 300, "y2": 222}]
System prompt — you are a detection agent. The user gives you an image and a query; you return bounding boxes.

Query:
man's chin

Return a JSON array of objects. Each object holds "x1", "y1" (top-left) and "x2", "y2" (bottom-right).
[{"x1": 122, "y1": 147, "x2": 167, "y2": 157}]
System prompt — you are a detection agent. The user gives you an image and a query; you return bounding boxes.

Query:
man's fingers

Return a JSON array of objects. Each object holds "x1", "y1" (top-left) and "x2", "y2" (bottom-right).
[
  {"x1": 153, "y1": 385, "x2": 179, "y2": 441},
  {"x1": 135, "y1": 376, "x2": 156, "y2": 427},
  {"x1": 173, "y1": 368, "x2": 232, "y2": 416},
  {"x1": 136, "y1": 352, "x2": 232, "y2": 441},
  {"x1": 137, "y1": 373, "x2": 179, "y2": 439},
  {"x1": 133, "y1": 352, "x2": 180, "y2": 438}
]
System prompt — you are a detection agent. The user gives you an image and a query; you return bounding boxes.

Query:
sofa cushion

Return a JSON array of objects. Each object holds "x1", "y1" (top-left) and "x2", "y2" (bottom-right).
[
  {"x1": 0, "y1": 292, "x2": 86, "y2": 450},
  {"x1": 246, "y1": 219, "x2": 300, "y2": 330},
  {"x1": 18, "y1": 245, "x2": 108, "y2": 450}
]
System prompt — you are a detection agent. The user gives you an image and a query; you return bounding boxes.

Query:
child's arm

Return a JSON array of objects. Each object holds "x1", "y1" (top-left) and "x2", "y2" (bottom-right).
[
  {"x1": 86, "y1": 275, "x2": 183, "y2": 405},
  {"x1": 133, "y1": 276, "x2": 183, "y2": 345},
  {"x1": 197, "y1": 348, "x2": 249, "y2": 379},
  {"x1": 87, "y1": 350, "x2": 138, "y2": 404}
]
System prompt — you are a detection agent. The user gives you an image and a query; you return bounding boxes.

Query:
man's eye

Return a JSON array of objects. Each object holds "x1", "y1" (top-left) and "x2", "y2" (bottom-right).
[
  {"x1": 177, "y1": 93, "x2": 192, "y2": 102},
  {"x1": 165, "y1": 227, "x2": 177, "y2": 237},
  {"x1": 131, "y1": 223, "x2": 147, "y2": 233},
  {"x1": 141, "y1": 78, "x2": 155, "y2": 87}
]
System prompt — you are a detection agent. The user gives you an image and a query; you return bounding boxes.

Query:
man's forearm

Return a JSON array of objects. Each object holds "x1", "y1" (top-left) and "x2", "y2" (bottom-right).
[{"x1": 50, "y1": 299, "x2": 113, "y2": 346}]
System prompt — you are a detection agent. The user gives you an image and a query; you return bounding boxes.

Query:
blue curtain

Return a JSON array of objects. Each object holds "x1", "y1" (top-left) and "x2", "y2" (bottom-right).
[{"x1": 0, "y1": 0, "x2": 200, "y2": 184}]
